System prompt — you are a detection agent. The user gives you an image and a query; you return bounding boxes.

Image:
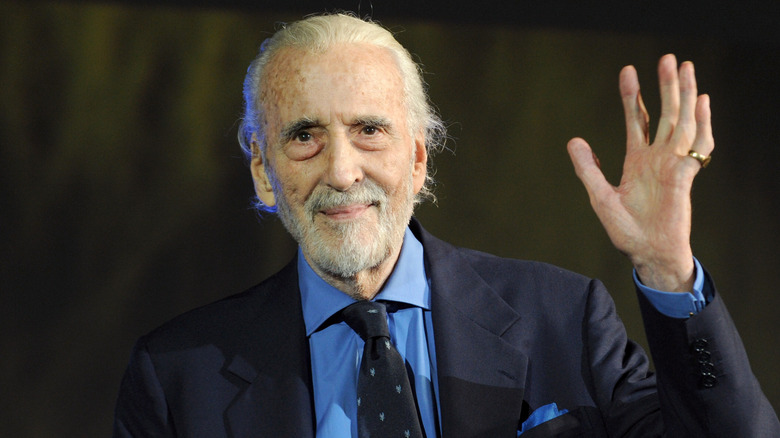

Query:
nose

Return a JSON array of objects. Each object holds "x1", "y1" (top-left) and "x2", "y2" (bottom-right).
[{"x1": 324, "y1": 132, "x2": 363, "y2": 191}]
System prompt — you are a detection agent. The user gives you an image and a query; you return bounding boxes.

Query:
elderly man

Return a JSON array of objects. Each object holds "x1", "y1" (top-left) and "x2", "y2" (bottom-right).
[{"x1": 114, "y1": 13, "x2": 779, "y2": 437}]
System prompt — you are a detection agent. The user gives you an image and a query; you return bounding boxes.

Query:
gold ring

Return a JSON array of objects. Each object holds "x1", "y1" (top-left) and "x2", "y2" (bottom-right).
[{"x1": 687, "y1": 150, "x2": 711, "y2": 168}]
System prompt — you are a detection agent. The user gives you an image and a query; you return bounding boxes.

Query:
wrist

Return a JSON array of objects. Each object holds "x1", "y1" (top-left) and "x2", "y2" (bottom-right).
[{"x1": 633, "y1": 254, "x2": 695, "y2": 292}]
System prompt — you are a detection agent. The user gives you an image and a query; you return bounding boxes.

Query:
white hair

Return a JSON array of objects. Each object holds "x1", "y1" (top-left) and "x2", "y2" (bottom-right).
[{"x1": 237, "y1": 13, "x2": 446, "y2": 211}]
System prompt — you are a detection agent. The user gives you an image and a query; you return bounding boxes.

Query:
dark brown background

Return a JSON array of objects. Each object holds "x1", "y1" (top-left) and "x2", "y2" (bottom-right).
[{"x1": 2, "y1": 1, "x2": 778, "y2": 436}]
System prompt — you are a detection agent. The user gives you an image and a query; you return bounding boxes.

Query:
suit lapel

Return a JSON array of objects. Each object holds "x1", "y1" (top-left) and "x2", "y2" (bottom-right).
[
  {"x1": 223, "y1": 259, "x2": 316, "y2": 437},
  {"x1": 412, "y1": 220, "x2": 529, "y2": 437}
]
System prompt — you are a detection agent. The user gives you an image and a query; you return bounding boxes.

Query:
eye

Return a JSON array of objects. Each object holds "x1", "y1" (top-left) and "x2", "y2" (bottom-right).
[
  {"x1": 294, "y1": 131, "x2": 312, "y2": 142},
  {"x1": 361, "y1": 125, "x2": 378, "y2": 135}
]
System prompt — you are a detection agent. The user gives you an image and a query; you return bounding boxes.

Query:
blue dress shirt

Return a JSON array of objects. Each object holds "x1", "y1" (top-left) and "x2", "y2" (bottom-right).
[
  {"x1": 299, "y1": 227, "x2": 709, "y2": 437},
  {"x1": 299, "y1": 228, "x2": 439, "y2": 437}
]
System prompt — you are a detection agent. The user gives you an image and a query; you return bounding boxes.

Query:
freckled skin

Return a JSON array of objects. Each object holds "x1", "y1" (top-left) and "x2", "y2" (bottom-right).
[{"x1": 251, "y1": 43, "x2": 428, "y2": 299}]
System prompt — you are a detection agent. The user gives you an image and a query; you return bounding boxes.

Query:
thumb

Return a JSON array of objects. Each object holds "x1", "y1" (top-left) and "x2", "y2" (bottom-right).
[{"x1": 567, "y1": 137, "x2": 612, "y2": 205}]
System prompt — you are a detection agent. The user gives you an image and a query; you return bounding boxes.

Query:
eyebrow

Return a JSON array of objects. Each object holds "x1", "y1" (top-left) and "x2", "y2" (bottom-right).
[
  {"x1": 353, "y1": 116, "x2": 392, "y2": 129},
  {"x1": 279, "y1": 117, "x2": 320, "y2": 143}
]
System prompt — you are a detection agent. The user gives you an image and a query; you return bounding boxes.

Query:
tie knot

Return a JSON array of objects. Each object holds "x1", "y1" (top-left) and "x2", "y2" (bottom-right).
[{"x1": 341, "y1": 301, "x2": 389, "y2": 341}]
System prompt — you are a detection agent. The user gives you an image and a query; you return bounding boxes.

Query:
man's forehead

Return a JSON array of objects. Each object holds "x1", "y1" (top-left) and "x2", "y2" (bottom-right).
[
  {"x1": 262, "y1": 44, "x2": 402, "y2": 96},
  {"x1": 260, "y1": 44, "x2": 406, "y2": 127}
]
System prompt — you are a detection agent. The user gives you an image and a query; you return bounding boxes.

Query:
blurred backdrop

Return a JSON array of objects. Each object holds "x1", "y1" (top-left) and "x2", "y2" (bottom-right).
[{"x1": 2, "y1": 1, "x2": 779, "y2": 436}]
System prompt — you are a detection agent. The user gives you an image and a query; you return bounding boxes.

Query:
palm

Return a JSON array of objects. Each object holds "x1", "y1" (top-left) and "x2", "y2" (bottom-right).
[{"x1": 568, "y1": 54, "x2": 714, "y2": 292}]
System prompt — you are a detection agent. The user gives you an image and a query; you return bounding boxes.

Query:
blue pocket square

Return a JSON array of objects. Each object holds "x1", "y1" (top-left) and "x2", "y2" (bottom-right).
[{"x1": 517, "y1": 403, "x2": 569, "y2": 435}]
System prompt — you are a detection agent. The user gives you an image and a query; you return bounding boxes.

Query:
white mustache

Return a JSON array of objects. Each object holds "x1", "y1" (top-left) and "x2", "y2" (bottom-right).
[{"x1": 305, "y1": 180, "x2": 388, "y2": 218}]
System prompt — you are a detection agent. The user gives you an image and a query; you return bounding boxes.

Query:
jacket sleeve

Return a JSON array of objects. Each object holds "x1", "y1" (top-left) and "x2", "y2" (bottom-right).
[
  {"x1": 113, "y1": 337, "x2": 177, "y2": 438},
  {"x1": 581, "y1": 278, "x2": 665, "y2": 437},
  {"x1": 638, "y1": 271, "x2": 780, "y2": 437}
]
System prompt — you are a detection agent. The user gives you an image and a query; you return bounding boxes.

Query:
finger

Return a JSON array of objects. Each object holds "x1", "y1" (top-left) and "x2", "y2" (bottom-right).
[
  {"x1": 619, "y1": 65, "x2": 650, "y2": 151},
  {"x1": 693, "y1": 94, "x2": 714, "y2": 154},
  {"x1": 567, "y1": 137, "x2": 614, "y2": 208},
  {"x1": 672, "y1": 61, "x2": 698, "y2": 154},
  {"x1": 654, "y1": 54, "x2": 680, "y2": 144},
  {"x1": 684, "y1": 94, "x2": 714, "y2": 172}
]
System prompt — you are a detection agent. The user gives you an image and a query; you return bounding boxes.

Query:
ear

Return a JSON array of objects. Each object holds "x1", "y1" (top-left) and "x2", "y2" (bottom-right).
[
  {"x1": 411, "y1": 131, "x2": 428, "y2": 195},
  {"x1": 249, "y1": 135, "x2": 277, "y2": 207}
]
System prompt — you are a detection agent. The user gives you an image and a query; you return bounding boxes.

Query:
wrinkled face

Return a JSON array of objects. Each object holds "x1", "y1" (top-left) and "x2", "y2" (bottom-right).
[{"x1": 251, "y1": 43, "x2": 427, "y2": 278}]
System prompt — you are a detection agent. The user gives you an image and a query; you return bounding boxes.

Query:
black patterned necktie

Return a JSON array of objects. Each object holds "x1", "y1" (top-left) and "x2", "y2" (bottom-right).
[{"x1": 340, "y1": 301, "x2": 424, "y2": 438}]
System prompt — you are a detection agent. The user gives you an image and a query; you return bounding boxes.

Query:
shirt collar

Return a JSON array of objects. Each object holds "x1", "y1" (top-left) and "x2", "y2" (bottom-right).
[{"x1": 299, "y1": 227, "x2": 430, "y2": 336}]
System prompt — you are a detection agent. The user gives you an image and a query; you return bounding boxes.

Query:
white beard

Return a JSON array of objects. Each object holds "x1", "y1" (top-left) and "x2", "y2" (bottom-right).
[{"x1": 273, "y1": 173, "x2": 414, "y2": 279}]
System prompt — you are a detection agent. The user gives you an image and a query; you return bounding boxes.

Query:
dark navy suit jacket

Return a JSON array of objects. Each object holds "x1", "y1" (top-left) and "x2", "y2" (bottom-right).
[{"x1": 114, "y1": 220, "x2": 780, "y2": 437}]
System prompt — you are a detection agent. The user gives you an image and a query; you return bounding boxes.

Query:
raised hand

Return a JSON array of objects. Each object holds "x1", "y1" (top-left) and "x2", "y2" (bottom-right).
[{"x1": 567, "y1": 54, "x2": 714, "y2": 292}]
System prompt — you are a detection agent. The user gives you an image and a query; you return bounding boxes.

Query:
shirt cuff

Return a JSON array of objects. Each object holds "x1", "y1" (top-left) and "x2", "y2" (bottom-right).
[{"x1": 633, "y1": 257, "x2": 708, "y2": 318}]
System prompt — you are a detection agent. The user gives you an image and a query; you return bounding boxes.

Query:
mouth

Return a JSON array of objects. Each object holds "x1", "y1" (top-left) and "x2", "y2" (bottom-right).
[{"x1": 319, "y1": 202, "x2": 378, "y2": 220}]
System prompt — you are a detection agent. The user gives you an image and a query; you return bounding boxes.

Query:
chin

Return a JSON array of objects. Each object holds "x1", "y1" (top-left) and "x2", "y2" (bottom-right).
[{"x1": 306, "y1": 222, "x2": 391, "y2": 278}]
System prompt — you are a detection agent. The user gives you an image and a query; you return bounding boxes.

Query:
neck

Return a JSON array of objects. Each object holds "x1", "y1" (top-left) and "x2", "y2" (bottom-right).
[{"x1": 305, "y1": 243, "x2": 403, "y2": 301}]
